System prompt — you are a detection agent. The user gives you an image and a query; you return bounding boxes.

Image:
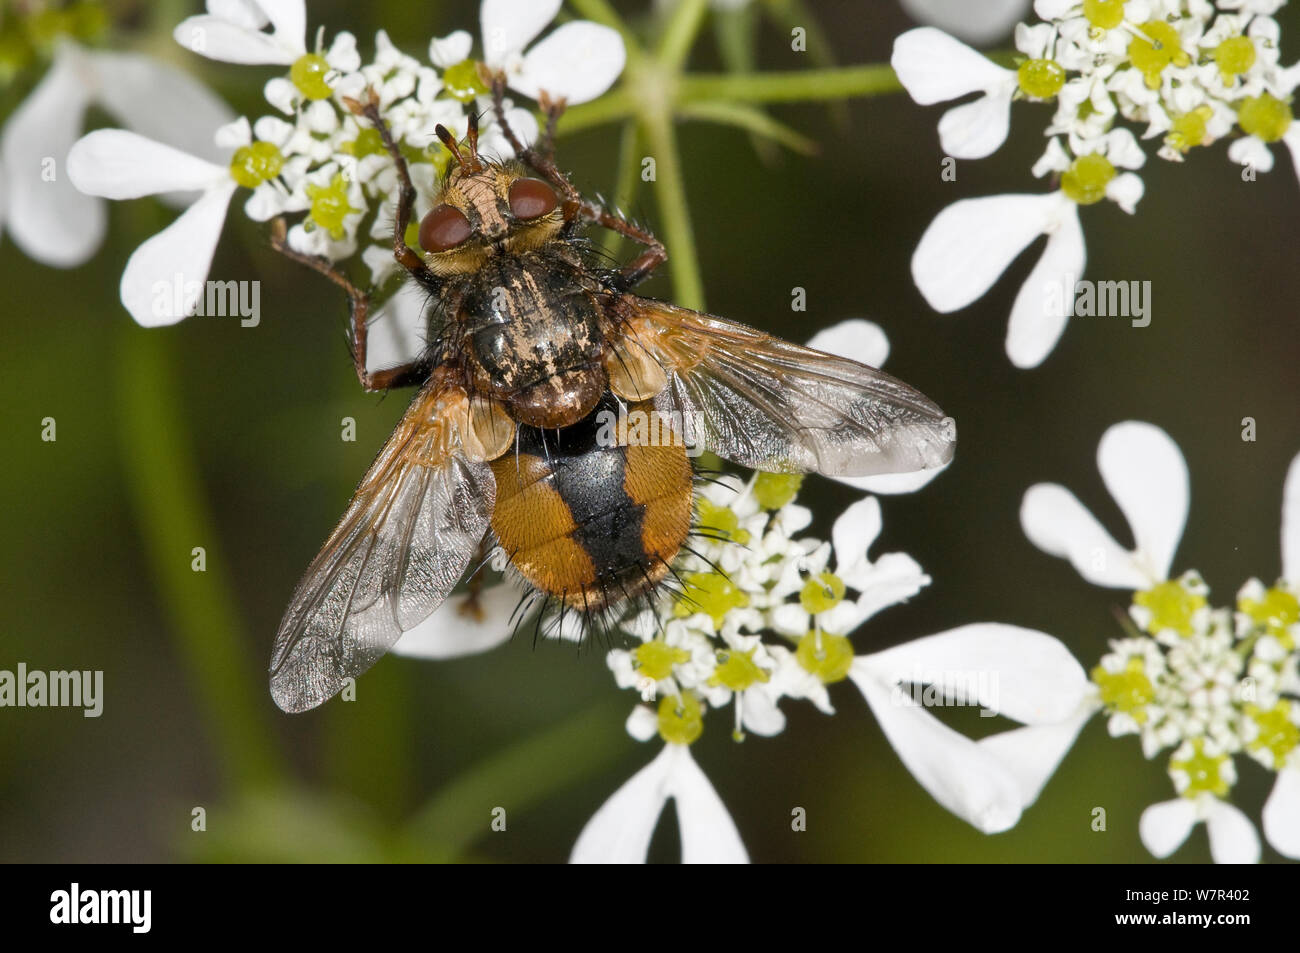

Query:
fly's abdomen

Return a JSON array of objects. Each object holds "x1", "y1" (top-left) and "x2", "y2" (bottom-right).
[{"x1": 489, "y1": 398, "x2": 692, "y2": 611}]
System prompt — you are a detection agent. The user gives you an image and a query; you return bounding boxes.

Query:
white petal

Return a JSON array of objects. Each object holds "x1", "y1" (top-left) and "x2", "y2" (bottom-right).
[
  {"x1": 860, "y1": 624, "x2": 1088, "y2": 724},
  {"x1": 0, "y1": 51, "x2": 101, "y2": 267},
  {"x1": 571, "y1": 745, "x2": 673, "y2": 864},
  {"x1": 1005, "y1": 200, "x2": 1084, "y2": 368},
  {"x1": 429, "y1": 30, "x2": 473, "y2": 68},
  {"x1": 391, "y1": 583, "x2": 518, "y2": 658},
  {"x1": 1227, "y1": 135, "x2": 1274, "y2": 172},
  {"x1": 900, "y1": 0, "x2": 1031, "y2": 46},
  {"x1": 806, "y1": 319, "x2": 890, "y2": 368},
  {"x1": 1097, "y1": 421, "x2": 1188, "y2": 581},
  {"x1": 848, "y1": 552, "x2": 930, "y2": 623},
  {"x1": 481, "y1": 0, "x2": 561, "y2": 66},
  {"x1": 912, "y1": 193, "x2": 1059, "y2": 313},
  {"x1": 938, "y1": 89, "x2": 1013, "y2": 159},
  {"x1": 1105, "y1": 172, "x2": 1144, "y2": 214},
  {"x1": 837, "y1": 463, "x2": 951, "y2": 496},
  {"x1": 119, "y1": 182, "x2": 237, "y2": 327},
  {"x1": 741, "y1": 688, "x2": 787, "y2": 737},
  {"x1": 1139, "y1": 798, "x2": 1197, "y2": 858},
  {"x1": 67, "y1": 130, "x2": 227, "y2": 199},
  {"x1": 88, "y1": 50, "x2": 235, "y2": 167},
  {"x1": 257, "y1": 0, "x2": 307, "y2": 52},
  {"x1": 890, "y1": 27, "x2": 1013, "y2": 104},
  {"x1": 365, "y1": 284, "x2": 430, "y2": 371},
  {"x1": 977, "y1": 704, "x2": 1095, "y2": 806},
  {"x1": 1205, "y1": 799, "x2": 1261, "y2": 864},
  {"x1": 1281, "y1": 453, "x2": 1300, "y2": 585},
  {"x1": 208, "y1": 0, "x2": 266, "y2": 31},
  {"x1": 1020, "y1": 483, "x2": 1150, "y2": 588},
  {"x1": 832, "y1": 496, "x2": 882, "y2": 570},
  {"x1": 1283, "y1": 127, "x2": 1300, "y2": 194},
  {"x1": 667, "y1": 746, "x2": 749, "y2": 863},
  {"x1": 173, "y1": 15, "x2": 296, "y2": 64},
  {"x1": 514, "y1": 22, "x2": 626, "y2": 105},
  {"x1": 850, "y1": 660, "x2": 1023, "y2": 832},
  {"x1": 1262, "y1": 767, "x2": 1300, "y2": 858}
]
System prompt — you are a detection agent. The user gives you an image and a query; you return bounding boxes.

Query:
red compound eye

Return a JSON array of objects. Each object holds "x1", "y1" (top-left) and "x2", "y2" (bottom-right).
[
  {"x1": 419, "y1": 204, "x2": 472, "y2": 251},
  {"x1": 508, "y1": 177, "x2": 558, "y2": 220}
]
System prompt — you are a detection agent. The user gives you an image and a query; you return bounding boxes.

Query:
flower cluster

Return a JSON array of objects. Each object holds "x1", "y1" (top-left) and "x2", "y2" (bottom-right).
[
  {"x1": 63, "y1": 0, "x2": 624, "y2": 327},
  {"x1": 894, "y1": 0, "x2": 1300, "y2": 367},
  {"x1": 1021, "y1": 420, "x2": 1300, "y2": 861}
]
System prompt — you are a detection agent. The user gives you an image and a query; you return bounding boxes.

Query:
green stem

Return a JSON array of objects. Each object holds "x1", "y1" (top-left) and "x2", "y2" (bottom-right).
[
  {"x1": 679, "y1": 64, "x2": 902, "y2": 103},
  {"x1": 115, "y1": 329, "x2": 282, "y2": 794},
  {"x1": 642, "y1": 109, "x2": 704, "y2": 310},
  {"x1": 679, "y1": 100, "x2": 818, "y2": 155},
  {"x1": 600, "y1": 118, "x2": 645, "y2": 259},
  {"x1": 656, "y1": 0, "x2": 711, "y2": 73},
  {"x1": 556, "y1": 88, "x2": 636, "y2": 135},
  {"x1": 397, "y1": 697, "x2": 632, "y2": 862}
]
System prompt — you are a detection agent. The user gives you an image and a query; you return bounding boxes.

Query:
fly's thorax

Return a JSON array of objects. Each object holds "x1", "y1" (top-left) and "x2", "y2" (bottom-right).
[
  {"x1": 459, "y1": 253, "x2": 608, "y2": 428},
  {"x1": 489, "y1": 395, "x2": 693, "y2": 612}
]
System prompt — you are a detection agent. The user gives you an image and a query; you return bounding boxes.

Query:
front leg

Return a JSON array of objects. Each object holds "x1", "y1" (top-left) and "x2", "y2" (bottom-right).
[
  {"x1": 341, "y1": 91, "x2": 441, "y2": 291},
  {"x1": 269, "y1": 218, "x2": 425, "y2": 391}
]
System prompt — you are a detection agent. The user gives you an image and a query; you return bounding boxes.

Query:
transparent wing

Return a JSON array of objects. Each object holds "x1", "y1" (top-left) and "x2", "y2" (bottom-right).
[
  {"x1": 615, "y1": 298, "x2": 956, "y2": 477},
  {"x1": 270, "y1": 378, "x2": 497, "y2": 713}
]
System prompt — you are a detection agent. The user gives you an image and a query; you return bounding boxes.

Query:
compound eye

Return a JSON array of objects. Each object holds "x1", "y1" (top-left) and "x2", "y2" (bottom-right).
[
  {"x1": 508, "y1": 177, "x2": 558, "y2": 220},
  {"x1": 419, "y1": 204, "x2": 472, "y2": 252}
]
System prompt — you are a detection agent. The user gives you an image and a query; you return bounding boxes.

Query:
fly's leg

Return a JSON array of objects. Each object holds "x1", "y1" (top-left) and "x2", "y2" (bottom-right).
[
  {"x1": 269, "y1": 218, "x2": 425, "y2": 391},
  {"x1": 342, "y1": 90, "x2": 440, "y2": 289}
]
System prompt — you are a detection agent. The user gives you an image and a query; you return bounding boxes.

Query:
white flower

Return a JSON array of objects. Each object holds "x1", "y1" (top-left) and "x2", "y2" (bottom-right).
[
  {"x1": 0, "y1": 40, "x2": 232, "y2": 267},
  {"x1": 479, "y1": 0, "x2": 625, "y2": 105},
  {"x1": 391, "y1": 583, "x2": 520, "y2": 659},
  {"x1": 570, "y1": 743, "x2": 748, "y2": 863},
  {"x1": 174, "y1": 0, "x2": 357, "y2": 69},
  {"x1": 66, "y1": 122, "x2": 245, "y2": 327},
  {"x1": 899, "y1": 0, "x2": 1032, "y2": 46},
  {"x1": 1140, "y1": 793, "x2": 1261, "y2": 864},
  {"x1": 1020, "y1": 421, "x2": 1187, "y2": 589},
  {"x1": 912, "y1": 129, "x2": 1144, "y2": 368},
  {"x1": 891, "y1": 27, "x2": 1018, "y2": 160},
  {"x1": 851, "y1": 624, "x2": 1092, "y2": 832}
]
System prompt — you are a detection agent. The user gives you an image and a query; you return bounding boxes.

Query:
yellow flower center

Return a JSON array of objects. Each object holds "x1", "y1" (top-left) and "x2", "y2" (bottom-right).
[
  {"x1": 796, "y1": 630, "x2": 854, "y2": 684},
  {"x1": 1091, "y1": 657, "x2": 1155, "y2": 723},
  {"x1": 229, "y1": 141, "x2": 285, "y2": 188},
  {"x1": 1134, "y1": 580, "x2": 1206, "y2": 637},
  {"x1": 635, "y1": 639, "x2": 690, "y2": 681},
  {"x1": 657, "y1": 693, "x2": 703, "y2": 745},
  {"x1": 1060, "y1": 153, "x2": 1116, "y2": 205},
  {"x1": 1237, "y1": 92, "x2": 1293, "y2": 143},
  {"x1": 1083, "y1": 0, "x2": 1125, "y2": 30},
  {"x1": 696, "y1": 498, "x2": 750, "y2": 545},
  {"x1": 1245, "y1": 701, "x2": 1299, "y2": 769},
  {"x1": 1164, "y1": 106, "x2": 1213, "y2": 154},
  {"x1": 1214, "y1": 35, "x2": 1256, "y2": 80},
  {"x1": 441, "y1": 59, "x2": 489, "y2": 103},
  {"x1": 1172, "y1": 740, "x2": 1231, "y2": 798},
  {"x1": 1128, "y1": 21, "x2": 1189, "y2": 89},
  {"x1": 1239, "y1": 584, "x2": 1299, "y2": 647},
  {"x1": 1017, "y1": 59, "x2": 1066, "y2": 99},
  {"x1": 305, "y1": 174, "x2": 358, "y2": 240},
  {"x1": 799, "y1": 572, "x2": 846, "y2": 615},
  {"x1": 753, "y1": 472, "x2": 803, "y2": 510},
  {"x1": 675, "y1": 571, "x2": 749, "y2": 626},
  {"x1": 709, "y1": 647, "x2": 770, "y2": 691},
  {"x1": 290, "y1": 52, "x2": 332, "y2": 100}
]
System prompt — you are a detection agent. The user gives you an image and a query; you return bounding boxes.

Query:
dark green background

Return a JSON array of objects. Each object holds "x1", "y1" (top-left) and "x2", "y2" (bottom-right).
[{"x1": 2, "y1": 0, "x2": 1297, "y2": 862}]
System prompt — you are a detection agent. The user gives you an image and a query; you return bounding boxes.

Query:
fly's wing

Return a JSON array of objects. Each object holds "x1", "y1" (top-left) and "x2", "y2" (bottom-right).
[
  {"x1": 270, "y1": 378, "x2": 497, "y2": 713},
  {"x1": 613, "y1": 298, "x2": 956, "y2": 477}
]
